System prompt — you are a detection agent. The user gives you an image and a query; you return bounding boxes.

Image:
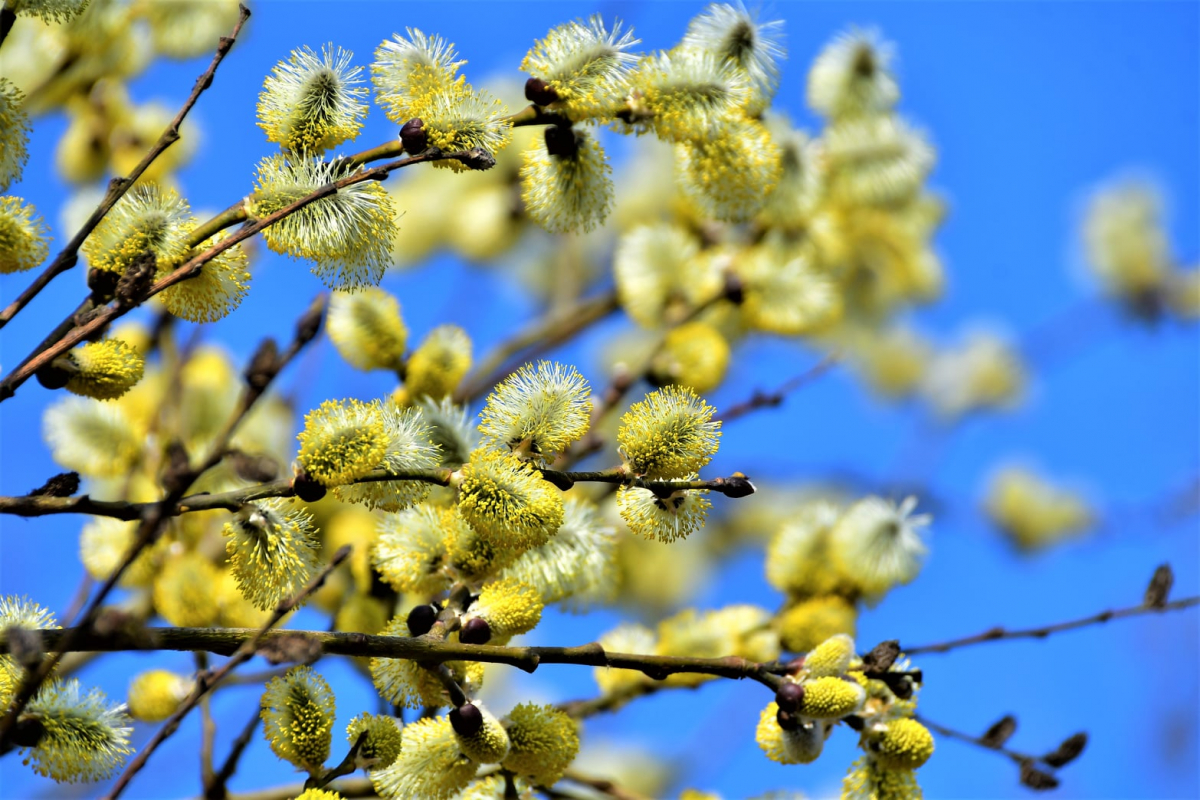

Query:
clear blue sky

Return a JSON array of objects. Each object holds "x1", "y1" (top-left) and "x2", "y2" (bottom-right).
[{"x1": 1, "y1": 1, "x2": 1197, "y2": 798}]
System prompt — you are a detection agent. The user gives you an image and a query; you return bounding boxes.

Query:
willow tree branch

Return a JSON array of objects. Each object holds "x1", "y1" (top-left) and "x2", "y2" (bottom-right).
[
  {"x1": 103, "y1": 547, "x2": 351, "y2": 800},
  {"x1": 904, "y1": 596, "x2": 1200, "y2": 656},
  {"x1": 0, "y1": 467, "x2": 754, "y2": 521},
  {"x1": 204, "y1": 709, "x2": 260, "y2": 800},
  {"x1": 716, "y1": 355, "x2": 840, "y2": 423},
  {"x1": 0, "y1": 4, "x2": 251, "y2": 332},
  {"x1": 0, "y1": 626, "x2": 782, "y2": 691},
  {"x1": 455, "y1": 291, "x2": 621, "y2": 403},
  {"x1": 915, "y1": 715, "x2": 1033, "y2": 767},
  {"x1": 0, "y1": 146, "x2": 489, "y2": 401}
]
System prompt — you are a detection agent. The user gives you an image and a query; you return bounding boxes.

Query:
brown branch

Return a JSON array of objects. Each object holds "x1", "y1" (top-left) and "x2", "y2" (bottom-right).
[
  {"x1": 716, "y1": 355, "x2": 840, "y2": 423},
  {"x1": 204, "y1": 708, "x2": 260, "y2": 800},
  {"x1": 305, "y1": 731, "x2": 368, "y2": 791},
  {"x1": 0, "y1": 5, "x2": 251, "y2": 332},
  {"x1": 905, "y1": 595, "x2": 1199, "y2": 656},
  {"x1": 914, "y1": 715, "x2": 1085, "y2": 791},
  {"x1": 102, "y1": 547, "x2": 352, "y2": 800},
  {"x1": 0, "y1": 146, "x2": 491, "y2": 402},
  {"x1": 561, "y1": 770, "x2": 652, "y2": 800},
  {"x1": 455, "y1": 291, "x2": 620, "y2": 403},
  {"x1": 224, "y1": 777, "x2": 374, "y2": 800}
]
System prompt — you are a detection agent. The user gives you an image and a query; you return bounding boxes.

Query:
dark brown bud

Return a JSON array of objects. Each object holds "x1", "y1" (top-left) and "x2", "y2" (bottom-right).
[
  {"x1": 449, "y1": 702, "x2": 483, "y2": 737},
  {"x1": 9, "y1": 717, "x2": 46, "y2": 749},
  {"x1": 775, "y1": 707, "x2": 800, "y2": 731},
  {"x1": 115, "y1": 251, "x2": 157, "y2": 308},
  {"x1": 544, "y1": 125, "x2": 578, "y2": 159},
  {"x1": 406, "y1": 604, "x2": 439, "y2": 637},
  {"x1": 843, "y1": 714, "x2": 865, "y2": 732},
  {"x1": 35, "y1": 363, "x2": 71, "y2": 390},
  {"x1": 294, "y1": 295, "x2": 326, "y2": 347},
  {"x1": 981, "y1": 715, "x2": 1018, "y2": 749},
  {"x1": 87, "y1": 267, "x2": 119, "y2": 300},
  {"x1": 722, "y1": 271, "x2": 746, "y2": 305},
  {"x1": 229, "y1": 452, "x2": 279, "y2": 483},
  {"x1": 27, "y1": 472, "x2": 81, "y2": 498},
  {"x1": 775, "y1": 681, "x2": 805, "y2": 714},
  {"x1": 862, "y1": 639, "x2": 901, "y2": 676},
  {"x1": 717, "y1": 474, "x2": 757, "y2": 498},
  {"x1": 1042, "y1": 732, "x2": 1087, "y2": 768},
  {"x1": 459, "y1": 616, "x2": 492, "y2": 645},
  {"x1": 1144, "y1": 563, "x2": 1173, "y2": 609},
  {"x1": 524, "y1": 77, "x2": 560, "y2": 106},
  {"x1": 1018, "y1": 760, "x2": 1060, "y2": 791},
  {"x1": 244, "y1": 337, "x2": 280, "y2": 391},
  {"x1": 292, "y1": 472, "x2": 327, "y2": 503},
  {"x1": 400, "y1": 118, "x2": 428, "y2": 154}
]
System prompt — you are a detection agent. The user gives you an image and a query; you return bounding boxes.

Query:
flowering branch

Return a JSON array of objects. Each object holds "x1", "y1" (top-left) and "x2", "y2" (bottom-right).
[
  {"x1": 102, "y1": 547, "x2": 352, "y2": 800},
  {"x1": 0, "y1": 5, "x2": 251, "y2": 332}
]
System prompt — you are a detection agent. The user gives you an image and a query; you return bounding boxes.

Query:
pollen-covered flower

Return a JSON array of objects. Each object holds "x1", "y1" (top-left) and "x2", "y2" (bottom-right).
[
  {"x1": 631, "y1": 49, "x2": 749, "y2": 142},
  {"x1": 843, "y1": 755, "x2": 923, "y2": 800},
  {"x1": 681, "y1": 4, "x2": 785, "y2": 116},
  {"x1": 223, "y1": 498, "x2": 320, "y2": 610},
  {"x1": 865, "y1": 717, "x2": 935, "y2": 771},
  {"x1": 676, "y1": 115, "x2": 782, "y2": 221},
  {"x1": 804, "y1": 633, "x2": 856, "y2": 678},
  {"x1": 594, "y1": 622, "x2": 657, "y2": 695},
  {"x1": 369, "y1": 617, "x2": 486, "y2": 709},
  {"x1": 79, "y1": 516, "x2": 161, "y2": 587},
  {"x1": 756, "y1": 702, "x2": 828, "y2": 764},
  {"x1": 260, "y1": 666, "x2": 336, "y2": 774},
  {"x1": 479, "y1": 360, "x2": 592, "y2": 464},
  {"x1": 1083, "y1": 179, "x2": 1173, "y2": 299},
  {"x1": 0, "y1": 78, "x2": 31, "y2": 191},
  {"x1": 296, "y1": 398, "x2": 388, "y2": 487},
  {"x1": 458, "y1": 449, "x2": 565, "y2": 551},
  {"x1": 499, "y1": 497, "x2": 618, "y2": 609},
  {"x1": 649, "y1": 321, "x2": 730, "y2": 394},
  {"x1": 502, "y1": 703, "x2": 580, "y2": 785},
  {"x1": 846, "y1": 324, "x2": 932, "y2": 400},
  {"x1": 334, "y1": 405, "x2": 441, "y2": 510},
  {"x1": 246, "y1": 154, "x2": 397, "y2": 290},
  {"x1": 420, "y1": 87, "x2": 513, "y2": 171},
  {"x1": 617, "y1": 483, "x2": 711, "y2": 543},
  {"x1": 522, "y1": 16, "x2": 639, "y2": 121},
  {"x1": 372, "y1": 504, "x2": 454, "y2": 596},
  {"x1": 443, "y1": 505, "x2": 516, "y2": 583},
  {"x1": 153, "y1": 552, "x2": 222, "y2": 627},
  {"x1": 295, "y1": 790, "x2": 344, "y2": 800},
  {"x1": 520, "y1": 126, "x2": 613, "y2": 233},
  {"x1": 405, "y1": 325, "x2": 472, "y2": 401},
  {"x1": 1, "y1": 597, "x2": 57, "y2": 708},
  {"x1": 757, "y1": 122, "x2": 823, "y2": 231},
  {"x1": 257, "y1": 44, "x2": 367, "y2": 154},
  {"x1": 798, "y1": 675, "x2": 866, "y2": 719},
  {"x1": 463, "y1": 577, "x2": 544, "y2": 642},
  {"x1": 62, "y1": 339, "x2": 145, "y2": 401},
  {"x1": 830, "y1": 496, "x2": 930, "y2": 599},
  {"x1": 372, "y1": 28, "x2": 466, "y2": 124},
  {"x1": 452, "y1": 702, "x2": 510, "y2": 764},
  {"x1": 417, "y1": 396, "x2": 480, "y2": 467},
  {"x1": 82, "y1": 183, "x2": 195, "y2": 274},
  {"x1": 158, "y1": 234, "x2": 251, "y2": 323},
  {"x1": 808, "y1": 29, "x2": 900, "y2": 120},
  {"x1": 127, "y1": 670, "x2": 192, "y2": 722},
  {"x1": 346, "y1": 712, "x2": 403, "y2": 770},
  {"x1": 20, "y1": 679, "x2": 133, "y2": 784},
  {"x1": 920, "y1": 330, "x2": 1024, "y2": 419},
  {"x1": 0, "y1": 196, "x2": 50, "y2": 273},
  {"x1": 5, "y1": 0, "x2": 89, "y2": 24},
  {"x1": 617, "y1": 385, "x2": 721, "y2": 479},
  {"x1": 823, "y1": 115, "x2": 935, "y2": 207},
  {"x1": 983, "y1": 467, "x2": 1094, "y2": 551},
  {"x1": 737, "y1": 244, "x2": 843, "y2": 335},
  {"x1": 44, "y1": 397, "x2": 142, "y2": 477},
  {"x1": 613, "y1": 223, "x2": 721, "y2": 328},
  {"x1": 777, "y1": 595, "x2": 857, "y2": 654},
  {"x1": 328, "y1": 287, "x2": 409, "y2": 372},
  {"x1": 371, "y1": 715, "x2": 477, "y2": 800}
]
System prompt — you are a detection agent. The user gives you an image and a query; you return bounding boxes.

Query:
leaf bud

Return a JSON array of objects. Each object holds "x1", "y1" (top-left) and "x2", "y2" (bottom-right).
[
  {"x1": 459, "y1": 616, "x2": 492, "y2": 645},
  {"x1": 775, "y1": 681, "x2": 805, "y2": 714},
  {"x1": 449, "y1": 702, "x2": 483, "y2": 738},
  {"x1": 524, "y1": 77, "x2": 560, "y2": 106},
  {"x1": 292, "y1": 472, "x2": 327, "y2": 503},
  {"x1": 406, "y1": 604, "x2": 439, "y2": 637},
  {"x1": 543, "y1": 125, "x2": 578, "y2": 158},
  {"x1": 400, "y1": 118, "x2": 428, "y2": 154}
]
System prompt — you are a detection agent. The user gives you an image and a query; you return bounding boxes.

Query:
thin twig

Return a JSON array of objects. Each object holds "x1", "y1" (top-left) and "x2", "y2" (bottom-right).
[
  {"x1": 305, "y1": 731, "x2": 367, "y2": 790},
  {"x1": 716, "y1": 355, "x2": 840, "y2": 423},
  {"x1": 560, "y1": 770, "x2": 652, "y2": 800},
  {"x1": 205, "y1": 709, "x2": 261, "y2": 800},
  {"x1": 905, "y1": 596, "x2": 1200, "y2": 656},
  {"x1": 0, "y1": 4, "x2": 251, "y2": 331},
  {"x1": 197, "y1": 654, "x2": 216, "y2": 791},
  {"x1": 102, "y1": 547, "x2": 352, "y2": 799},
  {"x1": 915, "y1": 714, "x2": 1033, "y2": 766}
]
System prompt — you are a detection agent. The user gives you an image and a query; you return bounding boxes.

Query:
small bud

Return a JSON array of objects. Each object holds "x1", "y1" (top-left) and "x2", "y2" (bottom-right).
[
  {"x1": 1019, "y1": 760, "x2": 1060, "y2": 791},
  {"x1": 723, "y1": 271, "x2": 746, "y2": 305},
  {"x1": 292, "y1": 472, "x2": 327, "y2": 503},
  {"x1": 543, "y1": 125, "x2": 578, "y2": 158},
  {"x1": 27, "y1": 472, "x2": 80, "y2": 498},
  {"x1": 524, "y1": 77, "x2": 560, "y2": 106},
  {"x1": 400, "y1": 118, "x2": 428, "y2": 154},
  {"x1": 244, "y1": 338, "x2": 280, "y2": 390},
  {"x1": 1144, "y1": 563, "x2": 1173, "y2": 608},
  {"x1": 230, "y1": 452, "x2": 279, "y2": 483},
  {"x1": 862, "y1": 639, "x2": 901, "y2": 676},
  {"x1": 449, "y1": 702, "x2": 483, "y2": 738},
  {"x1": 1042, "y1": 732, "x2": 1087, "y2": 768},
  {"x1": 459, "y1": 616, "x2": 492, "y2": 645},
  {"x1": 87, "y1": 267, "x2": 119, "y2": 299},
  {"x1": 843, "y1": 714, "x2": 864, "y2": 732},
  {"x1": 115, "y1": 251, "x2": 157, "y2": 308},
  {"x1": 981, "y1": 715, "x2": 1017, "y2": 749},
  {"x1": 718, "y1": 474, "x2": 757, "y2": 498},
  {"x1": 35, "y1": 363, "x2": 71, "y2": 390},
  {"x1": 775, "y1": 707, "x2": 799, "y2": 731},
  {"x1": 406, "y1": 604, "x2": 439, "y2": 637},
  {"x1": 295, "y1": 295, "x2": 326, "y2": 346},
  {"x1": 775, "y1": 681, "x2": 805, "y2": 714}
]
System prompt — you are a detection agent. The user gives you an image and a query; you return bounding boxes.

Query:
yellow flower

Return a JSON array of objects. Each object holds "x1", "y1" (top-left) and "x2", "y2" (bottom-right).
[
  {"x1": 617, "y1": 385, "x2": 720, "y2": 479},
  {"x1": 370, "y1": 716, "x2": 477, "y2": 800},
  {"x1": 333, "y1": 404, "x2": 441, "y2": 511},
  {"x1": 327, "y1": 287, "x2": 409, "y2": 372},
  {"x1": 1083, "y1": 178, "x2": 1172, "y2": 299},
  {"x1": 372, "y1": 504, "x2": 455, "y2": 596},
  {"x1": 843, "y1": 754, "x2": 923, "y2": 800},
  {"x1": 755, "y1": 701, "x2": 827, "y2": 765},
  {"x1": 296, "y1": 398, "x2": 388, "y2": 487},
  {"x1": 371, "y1": 28, "x2": 466, "y2": 125},
  {"x1": 260, "y1": 666, "x2": 336, "y2": 774},
  {"x1": 369, "y1": 617, "x2": 485, "y2": 709},
  {"x1": 1, "y1": 597, "x2": 58, "y2": 708},
  {"x1": 799, "y1": 675, "x2": 866, "y2": 719},
  {"x1": 804, "y1": 633, "x2": 856, "y2": 678},
  {"x1": 420, "y1": 86, "x2": 513, "y2": 171},
  {"x1": 43, "y1": 396, "x2": 143, "y2": 477},
  {"x1": 616, "y1": 482, "x2": 711, "y2": 543},
  {"x1": 63, "y1": 339, "x2": 145, "y2": 401},
  {"x1": 823, "y1": 115, "x2": 935, "y2": 207},
  {"x1": 649, "y1": 321, "x2": 730, "y2": 394},
  {"x1": 984, "y1": 467, "x2": 1094, "y2": 551},
  {"x1": 257, "y1": 44, "x2": 367, "y2": 154},
  {"x1": 520, "y1": 126, "x2": 614, "y2": 233},
  {"x1": 21, "y1": 679, "x2": 133, "y2": 784},
  {"x1": 153, "y1": 552, "x2": 221, "y2": 627},
  {"x1": 346, "y1": 712, "x2": 403, "y2": 770},
  {"x1": 676, "y1": 115, "x2": 782, "y2": 222},
  {"x1": 521, "y1": 15, "x2": 639, "y2": 121},
  {"x1": 630, "y1": 48, "x2": 748, "y2": 142},
  {"x1": 681, "y1": 4, "x2": 784, "y2": 116},
  {"x1": 502, "y1": 703, "x2": 580, "y2": 785},
  {"x1": 613, "y1": 223, "x2": 717, "y2": 329},
  {"x1": 777, "y1": 595, "x2": 857, "y2": 654},
  {"x1": 127, "y1": 670, "x2": 192, "y2": 722},
  {"x1": 463, "y1": 577, "x2": 544, "y2": 641},
  {"x1": 452, "y1": 703, "x2": 510, "y2": 764},
  {"x1": 405, "y1": 325, "x2": 473, "y2": 401},
  {"x1": 0, "y1": 78, "x2": 31, "y2": 191},
  {"x1": 158, "y1": 233, "x2": 251, "y2": 323},
  {"x1": 458, "y1": 449, "x2": 564, "y2": 552},
  {"x1": 867, "y1": 718, "x2": 935, "y2": 771},
  {"x1": 829, "y1": 496, "x2": 930, "y2": 599},
  {"x1": 737, "y1": 239, "x2": 843, "y2": 336},
  {"x1": 478, "y1": 360, "x2": 592, "y2": 464},
  {"x1": 82, "y1": 183, "x2": 195, "y2": 275},
  {"x1": 808, "y1": 29, "x2": 900, "y2": 120},
  {"x1": 0, "y1": 196, "x2": 50, "y2": 273},
  {"x1": 6, "y1": 0, "x2": 89, "y2": 24},
  {"x1": 223, "y1": 499, "x2": 320, "y2": 610}
]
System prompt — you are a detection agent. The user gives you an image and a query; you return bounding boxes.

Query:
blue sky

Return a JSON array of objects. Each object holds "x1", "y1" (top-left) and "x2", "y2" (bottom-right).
[{"x1": 1, "y1": 1, "x2": 1197, "y2": 798}]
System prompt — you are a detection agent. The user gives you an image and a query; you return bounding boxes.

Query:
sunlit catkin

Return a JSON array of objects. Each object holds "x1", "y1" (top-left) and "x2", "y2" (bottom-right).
[
  {"x1": 0, "y1": 196, "x2": 50, "y2": 274},
  {"x1": 404, "y1": 325, "x2": 473, "y2": 400},
  {"x1": 617, "y1": 385, "x2": 721, "y2": 479},
  {"x1": 260, "y1": 666, "x2": 336, "y2": 774},
  {"x1": 371, "y1": 28, "x2": 466, "y2": 124},
  {"x1": 0, "y1": 597, "x2": 57, "y2": 708},
  {"x1": 520, "y1": 126, "x2": 614, "y2": 233},
  {"x1": 20, "y1": 680, "x2": 133, "y2": 784},
  {"x1": 478, "y1": 360, "x2": 592, "y2": 464},
  {"x1": 223, "y1": 498, "x2": 320, "y2": 610},
  {"x1": 370, "y1": 715, "x2": 477, "y2": 800},
  {"x1": 333, "y1": 404, "x2": 441, "y2": 510},
  {"x1": 521, "y1": 15, "x2": 639, "y2": 121},
  {"x1": 62, "y1": 339, "x2": 145, "y2": 401},
  {"x1": 257, "y1": 43, "x2": 367, "y2": 154},
  {"x1": 158, "y1": 234, "x2": 251, "y2": 323},
  {"x1": 681, "y1": 3, "x2": 785, "y2": 116},
  {"x1": 296, "y1": 398, "x2": 388, "y2": 487},
  {"x1": 502, "y1": 703, "x2": 581, "y2": 785},
  {"x1": 81, "y1": 183, "x2": 195, "y2": 275},
  {"x1": 457, "y1": 449, "x2": 565, "y2": 551},
  {"x1": 327, "y1": 287, "x2": 409, "y2": 372},
  {"x1": 0, "y1": 78, "x2": 31, "y2": 191}
]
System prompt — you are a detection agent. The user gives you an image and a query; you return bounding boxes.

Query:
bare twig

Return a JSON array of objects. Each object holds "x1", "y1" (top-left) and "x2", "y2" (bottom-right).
[
  {"x1": 102, "y1": 547, "x2": 352, "y2": 799},
  {"x1": 716, "y1": 355, "x2": 840, "y2": 423},
  {"x1": 905, "y1": 596, "x2": 1199, "y2": 656},
  {"x1": 205, "y1": 709, "x2": 261, "y2": 800},
  {"x1": 0, "y1": 5, "x2": 251, "y2": 331}
]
